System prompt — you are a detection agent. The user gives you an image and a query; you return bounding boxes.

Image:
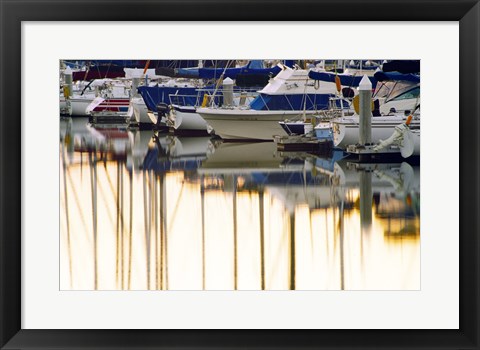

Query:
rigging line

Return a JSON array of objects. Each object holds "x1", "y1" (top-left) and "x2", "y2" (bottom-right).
[
  {"x1": 324, "y1": 208, "x2": 329, "y2": 257},
  {"x1": 332, "y1": 186, "x2": 338, "y2": 255},
  {"x1": 88, "y1": 150, "x2": 99, "y2": 290},
  {"x1": 302, "y1": 72, "x2": 309, "y2": 120},
  {"x1": 200, "y1": 176, "x2": 206, "y2": 290},
  {"x1": 115, "y1": 161, "x2": 120, "y2": 286},
  {"x1": 163, "y1": 175, "x2": 169, "y2": 290},
  {"x1": 94, "y1": 61, "x2": 102, "y2": 81},
  {"x1": 166, "y1": 180, "x2": 186, "y2": 234},
  {"x1": 66, "y1": 151, "x2": 90, "y2": 243},
  {"x1": 143, "y1": 170, "x2": 151, "y2": 290},
  {"x1": 159, "y1": 175, "x2": 165, "y2": 290},
  {"x1": 268, "y1": 201, "x2": 288, "y2": 275},
  {"x1": 61, "y1": 140, "x2": 73, "y2": 289},
  {"x1": 128, "y1": 169, "x2": 133, "y2": 290},
  {"x1": 120, "y1": 162, "x2": 125, "y2": 290},
  {"x1": 104, "y1": 61, "x2": 112, "y2": 79},
  {"x1": 82, "y1": 61, "x2": 90, "y2": 82},
  {"x1": 103, "y1": 159, "x2": 118, "y2": 204},
  {"x1": 339, "y1": 192, "x2": 345, "y2": 291},
  {"x1": 209, "y1": 60, "x2": 231, "y2": 107},
  {"x1": 146, "y1": 172, "x2": 154, "y2": 285},
  {"x1": 94, "y1": 163, "x2": 117, "y2": 231},
  {"x1": 289, "y1": 210, "x2": 296, "y2": 290},
  {"x1": 259, "y1": 191, "x2": 265, "y2": 290},
  {"x1": 233, "y1": 175, "x2": 238, "y2": 291},
  {"x1": 153, "y1": 173, "x2": 159, "y2": 290},
  {"x1": 308, "y1": 198, "x2": 315, "y2": 258}
]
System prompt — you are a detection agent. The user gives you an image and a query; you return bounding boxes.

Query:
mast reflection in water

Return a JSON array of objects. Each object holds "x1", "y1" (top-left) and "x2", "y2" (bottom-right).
[{"x1": 60, "y1": 118, "x2": 420, "y2": 290}]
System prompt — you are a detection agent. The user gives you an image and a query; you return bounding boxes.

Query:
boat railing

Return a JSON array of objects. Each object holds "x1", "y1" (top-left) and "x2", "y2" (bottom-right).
[
  {"x1": 169, "y1": 89, "x2": 258, "y2": 108},
  {"x1": 195, "y1": 87, "x2": 259, "y2": 94},
  {"x1": 197, "y1": 87, "x2": 259, "y2": 108},
  {"x1": 309, "y1": 96, "x2": 354, "y2": 119},
  {"x1": 168, "y1": 94, "x2": 203, "y2": 108}
]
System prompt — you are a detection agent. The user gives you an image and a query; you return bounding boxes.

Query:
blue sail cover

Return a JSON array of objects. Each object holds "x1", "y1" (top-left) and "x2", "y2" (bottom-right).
[
  {"x1": 175, "y1": 60, "x2": 290, "y2": 80},
  {"x1": 198, "y1": 67, "x2": 243, "y2": 79},
  {"x1": 175, "y1": 68, "x2": 200, "y2": 78},
  {"x1": 138, "y1": 86, "x2": 199, "y2": 111},
  {"x1": 373, "y1": 71, "x2": 420, "y2": 83},
  {"x1": 196, "y1": 59, "x2": 287, "y2": 79},
  {"x1": 138, "y1": 85, "x2": 227, "y2": 111},
  {"x1": 308, "y1": 71, "x2": 378, "y2": 88},
  {"x1": 197, "y1": 66, "x2": 282, "y2": 80},
  {"x1": 175, "y1": 66, "x2": 280, "y2": 80},
  {"x1": 249, "y1": 93, "x2": 333, "y2": 111},
  {"x1": 247, "y1": 60, "x2": 265, "y2": 69}
]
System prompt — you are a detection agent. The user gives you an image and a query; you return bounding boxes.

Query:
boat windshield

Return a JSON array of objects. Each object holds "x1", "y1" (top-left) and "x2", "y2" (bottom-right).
[
  {"x1": 386, "y1": 86, "x2": 420, "y2": 102},
  {"x1": 373, "y1": 81, "x2": 394, "y2": 98},
  {"x1": 373, "y1": 81, "x2": 417, "y2": 101}
]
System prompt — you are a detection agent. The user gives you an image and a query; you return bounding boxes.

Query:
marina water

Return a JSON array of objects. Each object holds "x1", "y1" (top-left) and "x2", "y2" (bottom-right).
[{"x1": 60, "y1": 117, "x2": 420, "y2": 291}]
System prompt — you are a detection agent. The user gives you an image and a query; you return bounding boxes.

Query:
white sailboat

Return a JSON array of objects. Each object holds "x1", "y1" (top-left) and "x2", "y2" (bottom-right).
[{"x1": 197, "y1": 64, "x2": 345, "y2": 141}]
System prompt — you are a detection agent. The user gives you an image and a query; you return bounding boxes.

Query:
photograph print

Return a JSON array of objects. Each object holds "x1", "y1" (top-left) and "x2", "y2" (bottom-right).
[{"x1": 59, "y1": 59, "x2": 420, "y2": 290}]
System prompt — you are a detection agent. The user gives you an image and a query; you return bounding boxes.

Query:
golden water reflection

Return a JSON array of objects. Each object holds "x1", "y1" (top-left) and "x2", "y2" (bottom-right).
[{"x1": 60, "y1": 118, "x2": 420, "y2": 290}]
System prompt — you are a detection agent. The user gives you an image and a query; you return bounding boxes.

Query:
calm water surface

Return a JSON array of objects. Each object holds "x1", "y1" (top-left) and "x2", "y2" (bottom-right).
[{"x1": 60, "y1": 117, "x2": 420, "y2": 290}]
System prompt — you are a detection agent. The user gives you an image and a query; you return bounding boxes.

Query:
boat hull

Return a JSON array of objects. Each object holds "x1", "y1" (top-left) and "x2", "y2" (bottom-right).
[
  {"x1": 147, "y1": 111, "x2": 158, "y2": 125},
  {"x1": 172, "y1": 106, "x2": 209, "y2": 131},
  {"x1": 71, "y1": 97, "x2": 130, "y2": 116},
  {"x1": 279, "y1": 121, "x2": 313, "y2": 136},
  {"x1": 196, "y1": 108, "x2": 316, "y2": 141},
  {"x1": 199, "y1": 141, "x2": 282, "y2": 171},
  {"x1": 70, "y1": 98, "x2": 93, "y2": 116},
  {"x1": 131, "y1": 97, "x2": 151, "y2": 124},
  {"x1": 332, "y1": 116, "x2": 420, "y2": 149}
]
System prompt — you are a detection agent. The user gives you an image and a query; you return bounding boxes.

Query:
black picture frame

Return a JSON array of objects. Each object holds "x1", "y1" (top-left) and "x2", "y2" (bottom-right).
[{"x1": 1, "y1": 0, "x2": 478, "y2": 349}]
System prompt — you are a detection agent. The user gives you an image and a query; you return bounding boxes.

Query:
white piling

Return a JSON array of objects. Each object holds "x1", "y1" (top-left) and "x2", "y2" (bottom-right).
[
  {"x1": 131, "y1": 77, "x2": 140, "y2": 98},
  {"x1": 239, "y1": 91, "x2": 247, "y2": 106},
  {"x1": 63, "y1": 66, "x2": 73, "y2": 99},
  {"x1": 358, "y1": 75, "x2": 372, "y2": 145},
  {"x1": 222, "y1": 77, "x2": 234, "y2": 107}
]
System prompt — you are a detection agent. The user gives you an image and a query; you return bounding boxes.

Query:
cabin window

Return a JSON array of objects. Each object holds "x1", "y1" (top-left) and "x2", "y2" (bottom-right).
[{"x1": 391, "y1": 86, "x2": 420, "y2": 101}]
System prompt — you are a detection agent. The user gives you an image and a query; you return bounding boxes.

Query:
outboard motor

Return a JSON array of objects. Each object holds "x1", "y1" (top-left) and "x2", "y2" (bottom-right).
[
  {"x1": 156, "y1": 102, "x2": 169, "y2": 116},
  {"x1": 155, "y1": 102, "x2": 170, "y2": 127}
]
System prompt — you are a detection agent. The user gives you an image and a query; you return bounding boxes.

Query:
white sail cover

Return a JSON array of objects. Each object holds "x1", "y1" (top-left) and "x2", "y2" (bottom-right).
[{"x1": 123, "y1": 68, "x2": 157, "y2": 79}]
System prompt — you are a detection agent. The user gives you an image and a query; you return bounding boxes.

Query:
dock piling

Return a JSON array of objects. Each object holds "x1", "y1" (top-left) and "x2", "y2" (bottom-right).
[
  {"x1": 63, "y1": 66, "x2": 73, "y2": 99},
  {"x1": 358, "y1": 75, "x2": 372, "y2": 146},
  {"x1": 222, "y1": 77, "x2": 234, "y2": 107}
]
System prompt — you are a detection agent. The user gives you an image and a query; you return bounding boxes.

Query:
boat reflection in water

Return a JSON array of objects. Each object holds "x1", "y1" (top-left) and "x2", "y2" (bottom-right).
[{"x1": 60, "y1": 118, "x2": 420, "y2": 290}]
